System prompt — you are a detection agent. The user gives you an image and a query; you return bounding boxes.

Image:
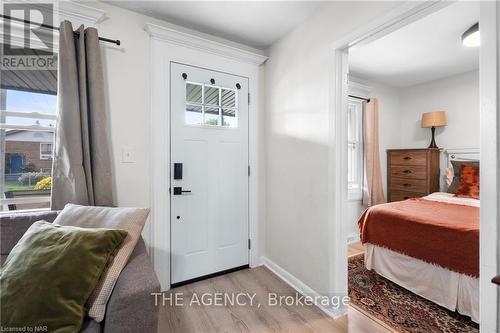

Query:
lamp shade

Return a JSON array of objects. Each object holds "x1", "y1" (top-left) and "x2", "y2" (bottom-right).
[{"x1": 421, "y1": 111, "x2": 447, "y2": 128}]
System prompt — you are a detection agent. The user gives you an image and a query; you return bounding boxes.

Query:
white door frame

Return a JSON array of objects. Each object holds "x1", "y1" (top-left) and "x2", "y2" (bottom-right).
[
  {"x1": 479, "y1": 2, "x2": 499, "y2": 331},
  {"x1": 329, "y1": 1, "x2": 499, "y2": 329},
  {"x1": 169, "y1": 62, "x2": 250, "y2": 284},
  {"x1": 145, "y1": 23, "x2": 267, "y2": 290}
]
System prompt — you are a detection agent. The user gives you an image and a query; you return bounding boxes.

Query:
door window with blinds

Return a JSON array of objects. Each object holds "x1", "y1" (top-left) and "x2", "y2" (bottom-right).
[
  {"x1": 347, "y1": 98, "x2": 364, "y2": 200},
  {"x1": 185, "y1": 82, "x2": 238, "y2": 128},
  {"x1": 0, "y1": 45, "x2": 57, "y2": 212}
]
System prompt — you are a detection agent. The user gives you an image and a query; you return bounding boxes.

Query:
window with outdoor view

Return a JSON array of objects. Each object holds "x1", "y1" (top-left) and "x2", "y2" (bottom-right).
[
  {"x1": 40, "y1": 142, "x2": 54, "y2": 160},
  {"x1": 185, "y1": 82, "x2": 238, "y2": 128},
  {"x1": 347, "y1": 98, "x2": 364, "y2": 200},
  {"x1": 1, "y1": 45, "x2": 57, "y2": 212}
]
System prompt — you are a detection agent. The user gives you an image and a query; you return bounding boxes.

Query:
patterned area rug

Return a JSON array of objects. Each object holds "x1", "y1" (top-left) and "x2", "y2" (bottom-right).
[{"x1": 348, "y1": 254, "x2": 479, "y2": 333}]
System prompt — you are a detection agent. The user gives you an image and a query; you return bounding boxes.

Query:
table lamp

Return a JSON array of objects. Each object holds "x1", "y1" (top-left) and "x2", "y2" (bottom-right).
[{"x1": 421, "y1": 111, "x2": 447, "y2": 149}]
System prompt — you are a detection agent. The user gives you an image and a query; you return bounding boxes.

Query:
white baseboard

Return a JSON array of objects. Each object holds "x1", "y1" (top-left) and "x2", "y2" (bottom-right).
[
  {"x1": 260, "y1": 256, "x2": 347, "y2": 319},
  {"x1": 347, "y1": 233, "x2": 360, "y2": 244}
]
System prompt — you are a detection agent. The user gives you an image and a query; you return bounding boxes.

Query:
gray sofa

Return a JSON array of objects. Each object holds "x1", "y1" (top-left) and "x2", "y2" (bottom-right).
[{"x1": 0, "y1": 210, "x2": 161, "y2": 333}]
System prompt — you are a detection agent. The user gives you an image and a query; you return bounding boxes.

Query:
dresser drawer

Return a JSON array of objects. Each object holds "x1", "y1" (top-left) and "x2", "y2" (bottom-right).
[
  {"x1": 390, "y1": 190, "x2": 426, "y2": 202},
  {"x1": 390, "y1": 165, "x2": 427, "y2": 180},
  {"x1": 389, "y1": 151, "x2": 427, "y2": 166},
  {"x1": 390, "y1": 177, "x2": 427, "y2": 193}
]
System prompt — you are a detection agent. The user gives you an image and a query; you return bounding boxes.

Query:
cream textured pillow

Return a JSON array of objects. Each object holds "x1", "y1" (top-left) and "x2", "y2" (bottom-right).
[
  {"x1": 53, "y1": 204, "x2": 150, "y2": 322},
  {"x1": 446, "y1": 166, "x2": 454, "y2": 188}
]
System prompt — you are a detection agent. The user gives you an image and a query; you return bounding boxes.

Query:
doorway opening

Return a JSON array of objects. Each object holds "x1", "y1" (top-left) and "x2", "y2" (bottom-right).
[{"x1": 329, "y1": 1, "x2": 497, "y2": 330}]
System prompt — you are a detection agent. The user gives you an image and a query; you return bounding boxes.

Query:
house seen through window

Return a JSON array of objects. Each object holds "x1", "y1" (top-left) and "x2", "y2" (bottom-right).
[{"x1": 1, "y1": 46, "x2": 57, "y2": 212}]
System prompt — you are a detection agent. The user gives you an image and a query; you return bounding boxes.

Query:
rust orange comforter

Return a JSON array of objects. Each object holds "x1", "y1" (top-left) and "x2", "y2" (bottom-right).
[{"x1": 358, "y1": 198, "x2": 479, "y2": 277}]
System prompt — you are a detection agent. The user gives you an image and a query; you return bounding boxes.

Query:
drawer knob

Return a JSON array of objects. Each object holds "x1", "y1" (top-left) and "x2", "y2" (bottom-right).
[
  {"x1": 403, "y1": 183, "x2": 411, "y2": 187},
  {"x1": 403, "y1": 170, "x2": 411, "y2": 174},
  {"x1": 403, "y1": 156, "x2": 412, "y2": 160}
]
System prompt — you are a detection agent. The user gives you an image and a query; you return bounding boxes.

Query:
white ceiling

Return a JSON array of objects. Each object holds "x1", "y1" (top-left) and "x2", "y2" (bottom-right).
[
  {"x1": 107, "y1": 1, "x2": 323, "y2": 50},
  {"x1": 349, "y1": 1, "x2": 480, "y2": 88}
]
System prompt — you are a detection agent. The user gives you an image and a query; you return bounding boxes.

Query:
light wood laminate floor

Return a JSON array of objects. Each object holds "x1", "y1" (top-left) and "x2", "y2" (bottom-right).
[
  {"x1": 348, "y1": 241, "x2": 364, "y2": 257},
  {"x1": 158, "y1": 242, "x2": 389, "y2": 333}
]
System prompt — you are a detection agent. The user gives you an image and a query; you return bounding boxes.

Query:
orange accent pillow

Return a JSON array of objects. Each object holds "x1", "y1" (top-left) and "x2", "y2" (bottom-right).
[{"x1": 455, "y1": 164, "x2": 480, "y2": 199}]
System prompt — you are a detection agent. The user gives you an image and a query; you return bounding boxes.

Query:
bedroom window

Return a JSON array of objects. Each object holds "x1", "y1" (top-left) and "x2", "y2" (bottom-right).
[{"x1": 348, "y1": 98, "x2": 364, "y2": 200}]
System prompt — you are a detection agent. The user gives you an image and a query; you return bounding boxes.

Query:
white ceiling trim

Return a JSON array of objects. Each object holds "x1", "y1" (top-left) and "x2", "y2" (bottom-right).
[
  {"x1": 1, "y1": 1, "x2": 107, "y2": 49},
  {"x1": 3, "y1": 0, "x2": 106, "y2": 27},
  {"x1": 144, "y1": 23, "x2": 268, "y2": 66},
  {"x1": 348, "y1": 79, "x2": 372, "y2": 98},
  {"x1": 57, "y1": 1, "x2": 107, "y2": 27}
]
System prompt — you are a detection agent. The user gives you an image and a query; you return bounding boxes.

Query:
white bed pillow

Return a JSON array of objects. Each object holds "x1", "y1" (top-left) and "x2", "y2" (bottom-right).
[
  {"x1": 445, "y1": 166, "x2": 454, "y2": 189},
  {"x1": 53, "y1": 203, "x2": 150, "y2": 322}
]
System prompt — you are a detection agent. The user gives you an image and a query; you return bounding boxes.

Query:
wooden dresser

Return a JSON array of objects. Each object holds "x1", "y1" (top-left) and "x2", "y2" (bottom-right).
[{"x1": 387, "y1": 148, "x2": 440, "y2": 202}]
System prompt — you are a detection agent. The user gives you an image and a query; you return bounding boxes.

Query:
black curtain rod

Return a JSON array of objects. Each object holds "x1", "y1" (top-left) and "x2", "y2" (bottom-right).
[
  {"x1": 0, "y1": 14, "x2": 120, "y2": 46},
  {"x1": 348, "y1": 94, "x2": 370, "y2": 102}
]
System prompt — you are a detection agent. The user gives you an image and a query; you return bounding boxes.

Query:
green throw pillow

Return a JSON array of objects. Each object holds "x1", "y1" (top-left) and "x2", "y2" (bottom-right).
[{"x1": 0, "y1": 220, "x2": 127, "y2": 333}]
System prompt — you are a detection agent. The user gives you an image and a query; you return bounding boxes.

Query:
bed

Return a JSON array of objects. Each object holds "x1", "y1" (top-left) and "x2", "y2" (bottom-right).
[{"x1": 357, "y1": 149, "x2": 480, "y2": 323}]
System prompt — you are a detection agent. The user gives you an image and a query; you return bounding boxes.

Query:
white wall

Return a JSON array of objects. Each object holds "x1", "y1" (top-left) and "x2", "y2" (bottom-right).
[
  {"x1": 264, "y1": 1, "x2": 403, "y2": 295},
  {"x1": 86, "y1": 2, "x2": 166, "y2": 246},
  {"x1": 92, "y1": 3, "x2": 152, "y2": 214},
  {"x1": 377, "y1": 83, "x2": 404, "y2": 192},
  {"x1": 400, "y1": 70, "x2": 479, "y2": 191},
  {"x1": 399, "y1": 70, "x2": 479, "y2": 149}
]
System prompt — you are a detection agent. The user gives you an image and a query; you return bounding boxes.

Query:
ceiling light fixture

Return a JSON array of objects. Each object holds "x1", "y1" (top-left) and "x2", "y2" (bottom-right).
[{"x1": 461, "y1": 23, "x2": 480, "y2": 47}]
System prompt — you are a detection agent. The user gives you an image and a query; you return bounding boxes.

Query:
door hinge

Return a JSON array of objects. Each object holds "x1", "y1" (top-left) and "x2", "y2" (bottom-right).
[
  {"x1": 248, "y1": 165, "x2": 250, "y2": 177},
  {"x1": 248, "y1": 93, "x2": 250, "y2": 105},
  {"x1": 248, "y1": 239, "x2": 251, "y2": 250}
]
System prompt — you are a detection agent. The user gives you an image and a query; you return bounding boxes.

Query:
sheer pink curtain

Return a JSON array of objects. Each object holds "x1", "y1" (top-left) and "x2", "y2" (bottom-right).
[{"x1": 362, "y1": 98, "x2": 385, "y2": 206}]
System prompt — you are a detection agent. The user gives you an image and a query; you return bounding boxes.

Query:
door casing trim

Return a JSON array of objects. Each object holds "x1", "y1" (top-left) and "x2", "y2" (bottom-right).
[{"x1": 146, "y1": 23, "x2": 266, "y2": 290}]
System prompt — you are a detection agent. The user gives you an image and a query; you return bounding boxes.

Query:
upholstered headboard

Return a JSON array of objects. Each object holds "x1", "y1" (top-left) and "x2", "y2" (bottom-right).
[{"x1": 444, "y1": 148, "x2": 480, "y2": 167}]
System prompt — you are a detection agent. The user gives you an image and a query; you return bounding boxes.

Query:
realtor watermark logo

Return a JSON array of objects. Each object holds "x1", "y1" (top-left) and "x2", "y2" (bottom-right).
[
  {"x1": 0, "y1": 325, "x2": 48, "y2": 332},
  {"x1": 151, "y1": 292, "x2": 350, "y2": 309},
  {"x1": 1, "y1": 2, "x2": 57, "y2": 71}
]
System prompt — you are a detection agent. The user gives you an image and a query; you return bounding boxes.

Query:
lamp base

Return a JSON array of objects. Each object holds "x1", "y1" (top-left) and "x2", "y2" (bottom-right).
[{"x1": 428, "y1": 126, "x2": 438, "y2": 149}]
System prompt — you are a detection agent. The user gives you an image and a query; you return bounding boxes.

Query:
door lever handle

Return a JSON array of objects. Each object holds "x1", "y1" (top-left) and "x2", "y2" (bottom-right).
[{"x1": 173, "y1": 187, "x2": 191, "y2": 195}]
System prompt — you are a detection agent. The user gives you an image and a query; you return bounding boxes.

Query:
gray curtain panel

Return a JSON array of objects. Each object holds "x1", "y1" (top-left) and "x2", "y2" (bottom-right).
[{"x1": 51, "y1": 21, "x2": 113, "y2": 209}]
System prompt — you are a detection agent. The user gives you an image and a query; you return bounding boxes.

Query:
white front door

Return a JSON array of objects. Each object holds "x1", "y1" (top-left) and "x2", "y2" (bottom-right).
[{"x1": 170, "y1": 63, "x2": 249, "y2": 285}]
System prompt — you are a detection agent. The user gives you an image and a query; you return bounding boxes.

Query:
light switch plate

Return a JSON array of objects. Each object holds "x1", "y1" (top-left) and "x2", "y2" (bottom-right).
[{"x1": 122, "y1": 146, "x2": 136, "y2": 163}]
